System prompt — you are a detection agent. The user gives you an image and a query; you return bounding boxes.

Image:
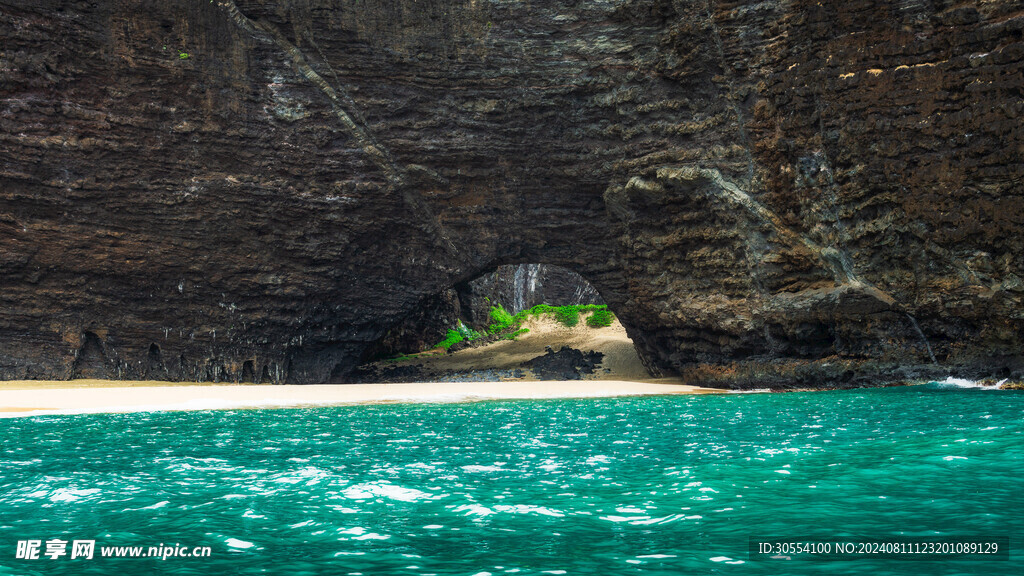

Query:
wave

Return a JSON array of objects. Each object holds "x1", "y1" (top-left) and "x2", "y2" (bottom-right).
[{"x1": 932, "y1": 377, "x2": 1007, "y2": 390}]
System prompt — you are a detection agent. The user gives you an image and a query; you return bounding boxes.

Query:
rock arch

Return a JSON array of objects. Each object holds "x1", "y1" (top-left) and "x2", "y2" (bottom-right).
[
  {"x1": 0, "y1": 0, "x2": 1021, "y2": 385},
  {"x1": 362, "y1": 262, "x2": 607, "y2": 362}
]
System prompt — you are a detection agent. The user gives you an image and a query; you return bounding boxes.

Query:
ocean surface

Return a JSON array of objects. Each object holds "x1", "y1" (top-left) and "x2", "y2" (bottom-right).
[{"x1": 1, "y1": 383, "x2": 1020, "y2": 575}]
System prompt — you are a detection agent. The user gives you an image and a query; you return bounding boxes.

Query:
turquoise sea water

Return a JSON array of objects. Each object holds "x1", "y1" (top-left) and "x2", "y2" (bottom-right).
[{"x1": 1, "y1": 384, "x2": 1020, "y2": 575}]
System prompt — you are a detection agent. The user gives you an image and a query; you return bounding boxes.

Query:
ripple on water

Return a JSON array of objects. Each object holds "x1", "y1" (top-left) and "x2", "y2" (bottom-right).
[{"x1": 0, "y1": 387, "x2": 1020, "y2": 574}]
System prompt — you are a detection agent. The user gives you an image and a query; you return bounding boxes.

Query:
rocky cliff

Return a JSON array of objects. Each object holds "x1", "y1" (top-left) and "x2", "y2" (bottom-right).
[{"x1": 1, "y1": 0, "x2": 1021, "y2": 386}]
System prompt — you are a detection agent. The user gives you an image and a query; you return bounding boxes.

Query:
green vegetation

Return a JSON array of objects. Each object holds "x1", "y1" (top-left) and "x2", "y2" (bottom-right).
[
  {"x1": 456, "y1": 321, "x2": 481, "y2": 341},
  {"x1": 487, "y1": 304, "x2": 515, "y2": 334},
  {"x1": 511, "y1": 304, "x2": 611, "y2": 328},
  {"x1": 434, "y1": 328, "x2": 464, "y2": 350},
  {"x1": 428, "y1": 304, "x2": 615, "y2": 351},
  {"x1": 586, "y1": 308, "x2": 615, "y2": 328},
  {"x1": 502, "y1": 328, "x2": 530, "y2": 340},
  {"x1": 432, "y1": 321, "x2": 482, "y2": 350},
  {"x1": 178, "y1": 51, "x2": 190, "y2": 60},
  {"x1": 554, "y1": 306, "x2": 581, "y2": 327}
]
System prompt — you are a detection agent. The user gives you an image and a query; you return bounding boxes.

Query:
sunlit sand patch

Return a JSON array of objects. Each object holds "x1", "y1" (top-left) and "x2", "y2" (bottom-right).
[
  {"x1": 0, "y1": 314, "x2": 729, "y2": 418},
  {"x1": 0, "y1": 380, "x2": 721, "y2": 417},
  {"x1": 370, "y1": 315, "x2": 666, "y2": 382}
]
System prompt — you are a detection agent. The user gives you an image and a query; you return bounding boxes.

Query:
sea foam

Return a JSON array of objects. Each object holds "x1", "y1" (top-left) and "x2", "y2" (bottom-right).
[{"x1": 934, "y1": 377, "x2": 1006, "y2": 390}]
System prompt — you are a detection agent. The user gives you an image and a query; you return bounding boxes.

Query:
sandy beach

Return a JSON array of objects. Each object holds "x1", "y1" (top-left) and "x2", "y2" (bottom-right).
[
  {"x1": 0, "y1": 379, "x2": 720, "y2": 417},
  {"x1": 359, "y1": 315, "x2": 662, "y2": 381},
  {"x1": 0, "y1": 315, "x2": 726, "y2": 418}
]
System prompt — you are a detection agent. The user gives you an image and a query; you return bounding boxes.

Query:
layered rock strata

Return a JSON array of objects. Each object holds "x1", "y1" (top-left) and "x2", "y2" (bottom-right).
[{"x1": 1, "y1": 0, "x2": 1021, "y2": 385}]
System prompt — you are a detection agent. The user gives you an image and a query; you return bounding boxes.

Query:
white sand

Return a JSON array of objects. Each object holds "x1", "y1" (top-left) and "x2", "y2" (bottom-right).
[
  {"x1": 0, "y1": 314, "x2": 726, "y2": 417},
  {"x1": 0, "y1": 380, "x2": 719, "y2": 417}
]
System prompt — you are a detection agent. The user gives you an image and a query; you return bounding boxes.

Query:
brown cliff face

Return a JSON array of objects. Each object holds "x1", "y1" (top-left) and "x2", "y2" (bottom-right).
[{"x1": 1, "y1": 0, "x2": 1021, "y2": 386}]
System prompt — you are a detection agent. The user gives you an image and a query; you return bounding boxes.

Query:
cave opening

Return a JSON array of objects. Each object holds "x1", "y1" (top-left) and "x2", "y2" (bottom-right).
[
  {"x1": 145, "y1": 343, "x2": 166, "y2": 379},
  {"x1": 354, "y1": 263, "x2": 653, "y2": 382},
  {"x1": 72, "y1": 331, "x2": 108, "y2": 380},
  {"x1": 241, "y1": 360, "x2": 256, "y2": 383}
]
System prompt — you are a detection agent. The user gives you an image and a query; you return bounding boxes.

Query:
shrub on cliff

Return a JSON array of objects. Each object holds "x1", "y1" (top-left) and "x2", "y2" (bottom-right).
[
  {"x1": 432, "y1": 321, "x2": 481, "y2": 350},
  {"x1": 553, "y1": 305, "x2": 581, "y2": 327},
  {"x1": 513, "y1": 304, "x2": 610, "y2": 328},
  {"x1": 434, "y1": 329, "x2": 464, "y2": 350},
  {"x1": 487, "y1": 305, "x2": 515, "y2": 334},
  {"x1": 433, "y1": 304, "x2": 613, "y2": 350},
  {"x1": 585, "y1": 308, "x2": 614, "y2": 328}
]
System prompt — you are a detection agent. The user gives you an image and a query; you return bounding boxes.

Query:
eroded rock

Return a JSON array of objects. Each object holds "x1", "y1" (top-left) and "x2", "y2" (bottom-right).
[{"x1": 1, "y1": 0, "x2": 1021, "y2": 386}]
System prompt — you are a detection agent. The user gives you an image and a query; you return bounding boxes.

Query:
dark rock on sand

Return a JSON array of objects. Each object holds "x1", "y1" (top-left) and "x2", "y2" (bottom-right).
[
  {"x1": 347, "y1": 363, "x2": 425, "y2": 385},
  {"x1": 523, "y1": 347, "x2": 605, "y2": 381}
]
